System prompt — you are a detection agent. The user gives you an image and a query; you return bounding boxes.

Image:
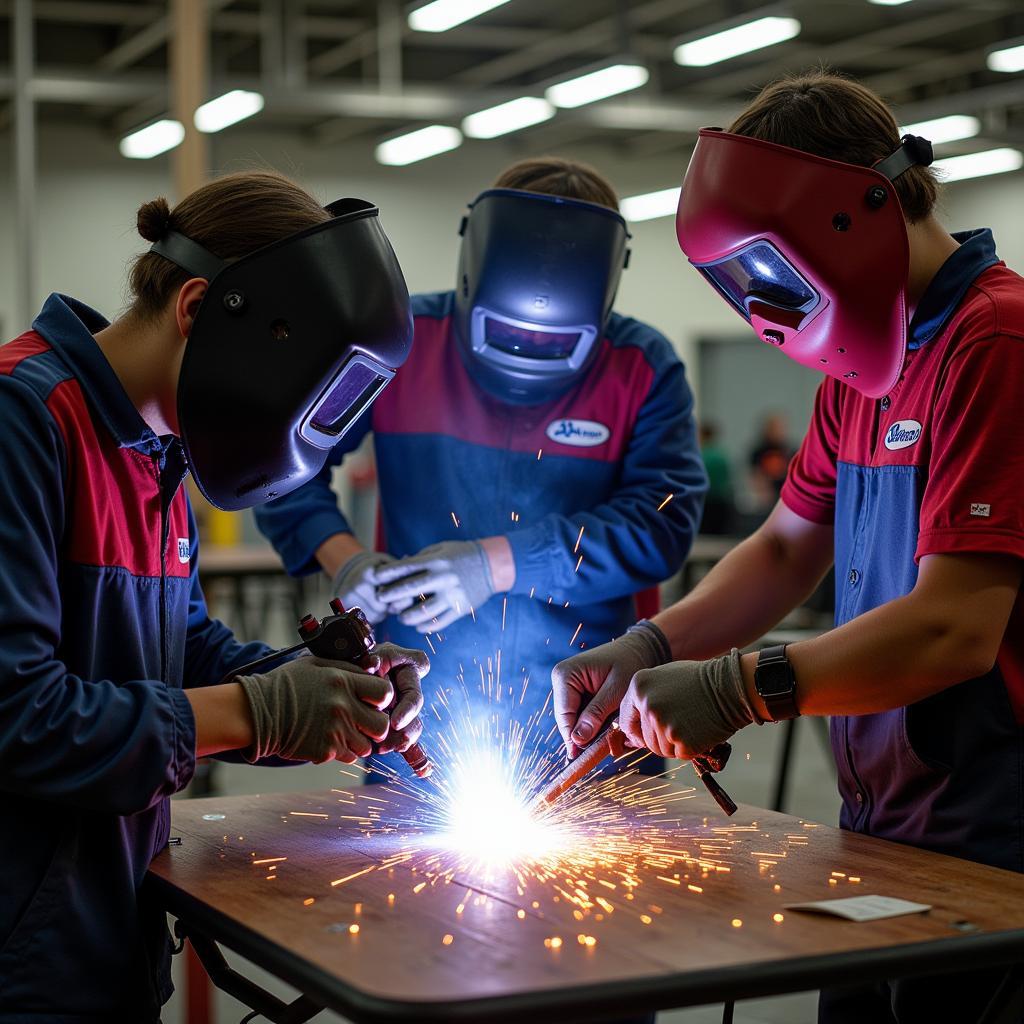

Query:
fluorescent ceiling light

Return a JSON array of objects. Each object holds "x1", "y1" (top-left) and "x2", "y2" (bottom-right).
[
  {"x1": 900, "y1": 114, "x2": 980, "y2": 145},
  {"x1": 409, "y1": 0, "x2": 510, "y2": 33},
  {"x1": 934, "y1": 147, "x2": 1023, "y2": 183},
  {"x1": 462, "y1": 96, "x2": 555, "y2": 138},
  {"x1": 868, "y1": 0, "x2": 913, "y2": 5},
  {"x1": 621, "y1": 187, "x2": 681, "y2": 223},
  {"x1": 988, "y1": 42, "x2": 1024, "y2": 73},
  {"x1": 194, "y1": 90, "x2": 264, "y2": 133},
  {"x1": 546, "y1": 64, "x2": 649, "y2": 109},
  {"x1": 674, "y1": 16, "x2": 800, "y2": 67},
  {"x1": 376, "y1": 125, "x2": 463, "y2": 166},
  {"x1": 119, "y1": 119, "x2": 185, "y2": 159}
]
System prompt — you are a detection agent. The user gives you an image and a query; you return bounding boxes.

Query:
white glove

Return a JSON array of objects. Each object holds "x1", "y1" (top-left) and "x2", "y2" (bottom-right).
[{"x1": 333, "y1": 550, "x2": 396, "y2": 625}]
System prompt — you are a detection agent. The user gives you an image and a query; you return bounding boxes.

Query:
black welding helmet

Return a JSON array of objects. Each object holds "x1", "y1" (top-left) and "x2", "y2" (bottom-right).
[
  {"x1": 150, "y1": 198, "x2": 412, "y2": 510},
  {"x1": 453, "y1": 188, "x2": 630, "y2": 405}
]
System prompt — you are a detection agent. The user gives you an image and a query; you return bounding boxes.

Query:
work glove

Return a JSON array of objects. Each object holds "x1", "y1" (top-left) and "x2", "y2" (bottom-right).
[
  {"x1": 551, "y1": 620, "x2": 672, "y2": 760},
  {"x1": 363, "y1": 643, "x2": 430, "y2": 754},
  {"x1": 236, "y1": 655, "x2": 394, "y2": 764},
  {"x1": 618, "y1": 650, "x2": 764, "y2": 760},
  {"x1": 333, "y1": 550, "x2": 397, "y2": 626},
  {"x1": 373, "y1": 540, "x2": 495, "y2": 633}
]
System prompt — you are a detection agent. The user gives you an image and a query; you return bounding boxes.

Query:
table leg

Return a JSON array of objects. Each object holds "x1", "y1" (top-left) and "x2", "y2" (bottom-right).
[{"x1": 771, "y1": 718, "x2": 798, "y2": 813}]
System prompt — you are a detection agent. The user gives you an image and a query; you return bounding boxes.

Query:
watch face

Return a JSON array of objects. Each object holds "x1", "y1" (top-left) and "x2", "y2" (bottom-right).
[{"x1": 756, "y1": 662, "x2": 793, "y2": 697}]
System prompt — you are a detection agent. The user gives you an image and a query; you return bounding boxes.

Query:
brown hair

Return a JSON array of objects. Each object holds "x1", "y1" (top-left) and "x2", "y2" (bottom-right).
[
  {"x1": 728, "y1": 70, "x2": 938, "y2": 223},
  {"x1": 494, "y1": 156, "x2": 619, "y2": 211},
  {"x1": 129, "y1": 170, "x2": 329, "y2": 319}
]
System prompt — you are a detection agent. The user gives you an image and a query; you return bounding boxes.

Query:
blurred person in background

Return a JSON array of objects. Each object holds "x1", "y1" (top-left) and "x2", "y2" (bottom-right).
[
  {"x1": 747, "y1": 411, "x2": 794, "y2": 513},
  {"x1": 698, "y1": 421, "x2": 735, "y2": 534}
]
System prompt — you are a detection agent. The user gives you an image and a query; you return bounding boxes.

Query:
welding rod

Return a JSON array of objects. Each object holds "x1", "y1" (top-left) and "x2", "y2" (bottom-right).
[{"x1": 535, "y1": 723, "x2": 630, "y2": 807}]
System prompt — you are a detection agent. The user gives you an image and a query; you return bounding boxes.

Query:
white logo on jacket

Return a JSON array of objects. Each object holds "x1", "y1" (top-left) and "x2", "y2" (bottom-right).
[
  {"x1": 883, "y1": 419, "x2": 922, "y2": 451},
  {"x1": 545, "y1": 419, "x2": 611, "y2": 447},
  {"x1": 177, "y1": 538, "x2": 191, "y2": 563}
]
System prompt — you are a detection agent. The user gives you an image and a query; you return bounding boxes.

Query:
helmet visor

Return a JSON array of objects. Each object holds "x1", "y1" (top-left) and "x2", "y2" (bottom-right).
[
  {"x1": 302, "y1": 354, "x2": 393, "y2": 449},
  {"x1": 696, "y1": 241, "x2": 819, "y2": 322},
  {"x1": 483, "y1": 316, "x2": 583, "y2": 360}
]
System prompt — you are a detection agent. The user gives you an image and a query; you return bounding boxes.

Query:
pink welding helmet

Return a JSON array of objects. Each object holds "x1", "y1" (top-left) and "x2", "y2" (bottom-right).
[{"x1": 677, "y1": 129, "x2": 933, "y2": 398}]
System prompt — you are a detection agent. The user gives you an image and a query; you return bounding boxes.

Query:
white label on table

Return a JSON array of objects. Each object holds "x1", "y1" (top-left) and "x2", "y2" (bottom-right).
[{"x1": 784, "y1": 895, "x2": 932, "y2": 922}]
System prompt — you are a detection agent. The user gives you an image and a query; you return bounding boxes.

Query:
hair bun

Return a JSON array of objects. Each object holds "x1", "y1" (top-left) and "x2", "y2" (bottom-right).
[{"x1": 137, "y1": 196, "x2": 173, "y2": 243}]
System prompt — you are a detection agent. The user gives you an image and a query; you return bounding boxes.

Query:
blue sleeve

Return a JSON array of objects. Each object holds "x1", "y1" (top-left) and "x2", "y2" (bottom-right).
[
  {"x1": 507, "y1": 335, "x2": 707, "y2": 603},
  {"x1": 182, "y1": 508, "x2": 274, "y2": 687},
  {"x1": 0, "y1": 378, "x2": 196, "y2": 816},
  {"x1": 252, "y1": 407, "x2": 373, "y2": 576}
]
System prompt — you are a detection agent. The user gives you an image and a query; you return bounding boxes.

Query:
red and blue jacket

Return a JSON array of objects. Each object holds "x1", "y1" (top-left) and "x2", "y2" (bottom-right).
[
  {"x1": 782, "y1": 229, "x2": 1024, "y2": 871},
  {"x1": 256, "y1": 291, "x2": 706, "y2": 734},
  {"x1": 0, "y1": 295, "x2": 270, "y2": 1022}
]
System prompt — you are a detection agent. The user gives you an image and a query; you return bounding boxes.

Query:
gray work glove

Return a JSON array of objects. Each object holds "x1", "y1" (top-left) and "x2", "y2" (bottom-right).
[
  {"x1": 618, "y1": 649, "x2": 765, "y2": 760},
  {"x1": 333, "y1": 550, "x2": 397, "y2": 626},
  {"x1": 373, "y1": 540, "x2": 495, "y2": 633},
  {"x1": 551, "y1": 620, "x2": 672, "y2": 760},
  {"x1": 236, "y1": 656, "x2": 393, "y2": 764}
]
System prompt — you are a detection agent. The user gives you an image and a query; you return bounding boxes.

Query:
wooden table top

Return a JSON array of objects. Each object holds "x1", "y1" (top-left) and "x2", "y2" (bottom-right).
[{"x1": 149, "y1": 788, "x2": 1024, "y2": 1023}]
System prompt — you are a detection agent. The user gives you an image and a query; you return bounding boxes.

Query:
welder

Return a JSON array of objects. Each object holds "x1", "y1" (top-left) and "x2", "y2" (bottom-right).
[
  {"x1": 0, "y1": 172, "x2": 425, "y2": 1022},
  {"x1": 255, "y1": 158, "x2": 707, "y2": 766},
  {"x1": 553, "y1": 72, "x2": 1024, "y2": 1024}
]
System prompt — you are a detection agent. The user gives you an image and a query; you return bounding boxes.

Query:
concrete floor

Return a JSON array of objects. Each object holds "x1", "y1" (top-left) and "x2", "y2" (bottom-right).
[{"x1": 162, "y1": 580, "x2": 837, "y2": 1024}]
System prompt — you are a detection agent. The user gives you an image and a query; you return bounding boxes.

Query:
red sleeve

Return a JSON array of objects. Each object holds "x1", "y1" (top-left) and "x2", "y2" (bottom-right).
[
  {"x1": 780, "y1": 377, "x2": 842, "y2": 525},
  {"x1": 917, "y1": 335, "x2": 1024, "y2": 562}
]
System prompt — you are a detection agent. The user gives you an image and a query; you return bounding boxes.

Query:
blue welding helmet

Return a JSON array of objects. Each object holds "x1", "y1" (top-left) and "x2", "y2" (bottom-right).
[
  {"x1": 150, "y1": 198, "x2": 412, "y2": 511},
  {"x1": 453, "y1": 188, "x2": 630, "y2": 405}
]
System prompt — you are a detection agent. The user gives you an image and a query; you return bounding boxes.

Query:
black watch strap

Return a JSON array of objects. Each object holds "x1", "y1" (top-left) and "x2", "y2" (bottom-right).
[{"x1": 755, "y1": 644, "x2": 800, "y2": 722}]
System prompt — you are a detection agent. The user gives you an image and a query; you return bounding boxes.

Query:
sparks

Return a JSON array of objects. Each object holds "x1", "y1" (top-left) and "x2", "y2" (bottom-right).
[{"x1": 656, "y1": 493, "x2": 674, "y2": 512}]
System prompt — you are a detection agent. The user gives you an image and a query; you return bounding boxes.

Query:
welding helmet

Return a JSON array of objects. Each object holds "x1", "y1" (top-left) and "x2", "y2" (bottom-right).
[
  {"x1": 454, "y1": 188, "x2": 630, "y2": 405},
  {"x1": 150, "y1": 198, "x2": 412, "y2": 510},
  {"x1": 676, "y1": 129, "x2": 934, "y2": 398}
]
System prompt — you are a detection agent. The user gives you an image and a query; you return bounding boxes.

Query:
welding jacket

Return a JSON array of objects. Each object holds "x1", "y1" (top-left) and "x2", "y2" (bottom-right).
[
  {"x1": 256, "y1": 291, "x2": 706, "y2": 746},
  {"x1": 782, "y1": 230, "x2": 1024, "y2": 872},
  {"x1": 0, "y1": 295, "x2": 271, "y2": 1022}
]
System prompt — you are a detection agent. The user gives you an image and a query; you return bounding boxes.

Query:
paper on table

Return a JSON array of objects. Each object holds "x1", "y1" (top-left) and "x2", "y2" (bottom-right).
[{"x1": 784, "y1": 895, "x2": 932, "y2": 922}]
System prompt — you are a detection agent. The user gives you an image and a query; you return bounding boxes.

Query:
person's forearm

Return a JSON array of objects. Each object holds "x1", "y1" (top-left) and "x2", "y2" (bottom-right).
[
  {"x1": 481, "y1": 535, "x2": 515, "y2": 592},
  {"x1": 316, "y1": 532, "x2": 365, "y2": 578},
  {"x1": 739, "y1": 587, "x2": 1009, "y2": 721},
  {"x1": 653, "y1": 518, "x2": 831, "y2": 662},
  {"x1": 185, "y1": 683, "x2": 254, "y2": 756}
]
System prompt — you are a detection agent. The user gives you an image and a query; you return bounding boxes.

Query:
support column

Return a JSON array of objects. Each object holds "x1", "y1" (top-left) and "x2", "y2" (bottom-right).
[
  {"x1": 13, "y1": 0, "x2": 36, "y2": 330},
  {"x1": 170, "y1": 0, "x2": 209, "y2": 200}
]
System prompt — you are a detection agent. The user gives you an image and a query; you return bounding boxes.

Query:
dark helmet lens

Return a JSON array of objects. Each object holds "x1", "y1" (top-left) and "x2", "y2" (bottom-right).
[
  {"x1": 483, "y1": 317, "x2": 582, "y2": 360},
  {"x1": 697, "y1": 242, "x2": 818, "y2": 321},
  {"x1": 310, "y1": 358, "x2": 391, "y2": 439}
]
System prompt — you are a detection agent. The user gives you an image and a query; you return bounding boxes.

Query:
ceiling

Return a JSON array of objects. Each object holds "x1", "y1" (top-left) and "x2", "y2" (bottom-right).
[{"x1": 1, "y1": 0, "x2": 1023, "y2": 159}]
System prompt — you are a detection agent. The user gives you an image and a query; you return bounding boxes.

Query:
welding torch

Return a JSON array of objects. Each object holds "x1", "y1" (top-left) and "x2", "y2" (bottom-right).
[
  {"x1": 535, "y1": 720, "x2": 737, "y2": 816},
  {"x1": 224, "y1": 599, "x2": 432, "y2": 778}
]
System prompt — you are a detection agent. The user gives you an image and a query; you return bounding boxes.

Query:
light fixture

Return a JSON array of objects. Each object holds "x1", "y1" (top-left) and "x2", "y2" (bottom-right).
[
  {"x1": 545, "y1": 64, "x2": 649, "y2": 110},
  {"x1": 375, "y1": 125, "x2": 463, "y2": 166},
  {"x1": 900, "y1": 114, "x2": 980, "y2": 145},
  {"x1": 933, "y1": 148, "x2": 1023, "y2": 183},
  {"x1": 620, "y1": 187, "x2": 682, "y2": 223},
  {"x1": 119, "y1": 119, "x2": 185, "y2": 159},
  {"x1": 194, "y1": 90, "x2": 265, "y2": 133},
  {"x1": 868, "y1": 0, "x2": 913, "y2": 5},
  {"x1": 988, "y1": 41, "x2": 1024, "y2": 74},
  {"x1": 674, "y1": 16, "x2": 801, "y2": 67},
  {"x1": 408, "y1": 0, "x2": 511, "y2": 33},
  {"x1": 462, "y1": 96, "x2": 555, "y2": 138}
]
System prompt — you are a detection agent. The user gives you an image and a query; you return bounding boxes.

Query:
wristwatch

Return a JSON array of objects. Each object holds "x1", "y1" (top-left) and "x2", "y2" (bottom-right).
[{"x1": 754, "y1": 644, "x2": 800, "y2": 721}]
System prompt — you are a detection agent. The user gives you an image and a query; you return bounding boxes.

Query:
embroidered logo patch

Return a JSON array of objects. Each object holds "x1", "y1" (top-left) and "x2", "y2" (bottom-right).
[
  {"x1": 883, "y1": 419, "x2": 922, "y2": 451},
  {"x1": 177, "y1": 538, "x2": 191, "y2": 563},
  {"x1": 970, "y1": 503, "x2": 991, "y2": 518},
  {"x1": 545, "y1": 419, "x2": 611, "y2": 447}
]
